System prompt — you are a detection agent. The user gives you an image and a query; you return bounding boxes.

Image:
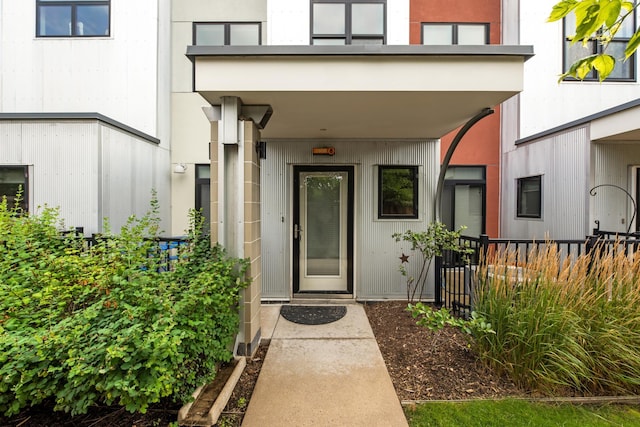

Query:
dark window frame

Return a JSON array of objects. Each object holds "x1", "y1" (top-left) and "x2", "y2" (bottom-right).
[
  {"x1": 0, "y1": 166, "x2": 29, "y2": 212},
  {"x1": 193, "y1": 22, "x2": 262, "y2": 46},
  {"x1": 562, "y1": 13, "x2": 636, "y2": 82},
  {"x1": 421, "y1": 22, "x2": 490, "y2": 45},
  {"x1": 36, "y1": 0, "x2": 111, "y2": 38},
  {"x1": 378, "y1": 165, "x2": 419, "y2": 219},
  {"x1": 442, "y1": 165, "x2": 486, "y2": 234},
  {"x1": 516, "y1": 175, "x2": 542, "y2": 219},
  {"x1": 310, "y1": 0, "x2": 387, "y2": 45},
  {"x1": 195, "y1": 164, "x2": 211, "y2": 235}
]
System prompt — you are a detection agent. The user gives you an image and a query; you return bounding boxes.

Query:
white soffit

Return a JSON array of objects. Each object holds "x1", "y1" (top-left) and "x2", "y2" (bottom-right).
[
  {"x1": 592, "y1": 104, "x2": 640, "y2": 142},
  {"x1": 188, "y1": 45, "x2": 533, "y2": 139}
]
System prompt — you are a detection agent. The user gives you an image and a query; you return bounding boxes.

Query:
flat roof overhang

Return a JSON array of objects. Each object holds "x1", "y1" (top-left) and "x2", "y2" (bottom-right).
[
  {"x1": 516, "y1": 98, "x2": 640, "y2": 145},
  {"x1": 592, "y1": 100, "x2": 640, "y2": 142},
  {"x1": 187, "y1": 45, "x2": 534, "y2": 140}
]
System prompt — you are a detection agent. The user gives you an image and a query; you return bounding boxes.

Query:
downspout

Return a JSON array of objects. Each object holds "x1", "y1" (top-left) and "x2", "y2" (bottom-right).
[{"x1": 434, "y1": 107, "x2": 495, "y2": 222}]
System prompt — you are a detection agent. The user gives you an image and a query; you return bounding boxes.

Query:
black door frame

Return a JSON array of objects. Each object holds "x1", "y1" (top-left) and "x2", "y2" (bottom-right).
[{"x1": 292, "y1": 165, "x2": 354, "y2": 294}]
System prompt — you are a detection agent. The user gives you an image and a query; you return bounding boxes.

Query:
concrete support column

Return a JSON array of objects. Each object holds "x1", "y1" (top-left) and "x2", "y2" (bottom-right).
[
  {"x1": 239, "y1": 121, "x2": 262, "y2": 356},
  {"x1": 208, "y1": 97, "x2": 262, "y2": 357}
]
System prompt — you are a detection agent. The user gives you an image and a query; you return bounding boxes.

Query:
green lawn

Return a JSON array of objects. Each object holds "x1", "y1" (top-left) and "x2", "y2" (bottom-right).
[{"x1": 405, "y1": 399, "x2": 640, "y2": 427}]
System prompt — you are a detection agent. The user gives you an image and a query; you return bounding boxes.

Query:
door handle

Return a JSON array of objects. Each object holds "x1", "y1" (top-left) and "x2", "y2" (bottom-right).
[{"x1": 294, "y1": 224, "x2": 303, "y2": 240}]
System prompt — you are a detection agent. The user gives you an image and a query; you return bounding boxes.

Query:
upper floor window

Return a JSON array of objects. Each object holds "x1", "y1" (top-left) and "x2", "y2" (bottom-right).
[
  {"x1": 422, "y1": 23, "x2": 489, "y2": 45},
  {"x1": 563, "y1": 12, "x2": 636, "y2": 81},
  {"x1": 194, "y1": 22, "x2": 261, "y2": 46},
  {"x1": 36, "y1": 0, "x2": 110, "y2": 37},
  {"x1": 311, "y1": 0, "x2": 386, "y2": 45}
]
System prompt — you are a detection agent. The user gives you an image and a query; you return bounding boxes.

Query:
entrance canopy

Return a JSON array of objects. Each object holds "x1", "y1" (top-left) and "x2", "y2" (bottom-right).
[{"x1": 187, "y1": 45, "x2": 533, "y2": 140}]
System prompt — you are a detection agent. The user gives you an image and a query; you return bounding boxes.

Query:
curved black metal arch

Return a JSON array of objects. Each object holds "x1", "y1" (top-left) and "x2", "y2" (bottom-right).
[
  {"x1": 434, "y1": 107, "x2": 495, "y2": 222},
  {"x1": 589, "y1": 184, "x2": 637, "y2": 234}
]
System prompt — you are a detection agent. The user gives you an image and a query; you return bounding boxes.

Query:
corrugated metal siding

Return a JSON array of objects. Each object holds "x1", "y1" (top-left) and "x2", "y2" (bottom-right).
[
  {"x1": 0, "y1": 120, "x2": 168, "y2": 236},
  {"x1": 261, "y1": 139, "x2": 439, "y2": 300},
  {"x1": 0, "y1": 123, "x2": 23, "y2": 162},
  {"x1": 100, "y1": 124, "x2": 165, "y2": 234},
  {"x1": 501, "y1": 126, "x2": 590, "y2": 239},
  {"x1": 8, "y1": 121, "x2": 101, "y2": 231},
  {"x1": 592, "y1": 143, "x2": 640, "y2": 232}
]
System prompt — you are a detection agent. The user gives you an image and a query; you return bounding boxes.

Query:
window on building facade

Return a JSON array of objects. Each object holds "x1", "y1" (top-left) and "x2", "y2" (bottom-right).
[
  {"x1": 311, "y1": 0, "x2": 386, "y2": 45},
  {"x1": 441, "y1": 166, "x2": 486, "y2": 236},
  {"x1": 195, "y1": 164, "x2": 211, "y2": 235},
  {"x1": 563, "y1": 12, "x2": 636, "y2": 81},
  {"x1": 378, "y1": 166, "x2": 418, "y2": 219},
  {"x1": 194, "y1": 22, "x2": 261, "y2": 45},
  {"x1": 422, "y1": 23, "x2": 488, "y2": 45},
  {"x1": 0, "y1": 166, "x2": 28, "y2": 212},
  {"x1": 36, "y1": 0, "x2": 110, "y2": 37},
  {"x1": 517, "y1": 175, "x2": 542, "y2": 219}
]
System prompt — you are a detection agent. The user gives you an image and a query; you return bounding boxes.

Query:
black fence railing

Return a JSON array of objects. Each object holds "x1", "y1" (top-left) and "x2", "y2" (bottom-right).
[
  {"x1": 55, "y1": 228, "x2": 190, "y2": 273},
  {"x1": 436, "y1": 230, "x2": 640, "y2": 317}
]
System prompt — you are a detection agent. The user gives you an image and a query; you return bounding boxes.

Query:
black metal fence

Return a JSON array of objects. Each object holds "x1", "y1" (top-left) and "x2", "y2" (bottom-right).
[
  {"x1": 58, "y1": 227, "x2": 189, "y2": 273},
  {"x1": 436, "y1": 229, "x2": 640, "y2": 317}
]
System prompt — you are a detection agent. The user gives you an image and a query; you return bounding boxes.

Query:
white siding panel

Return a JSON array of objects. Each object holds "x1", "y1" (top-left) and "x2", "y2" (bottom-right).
[
  {"x1": 592, "y1": 143, "x2": 640, "y2": 233},
  {"x1": 268, "y1": 0, "x2": 309, "y2": 45},
  {"x1": 267, "y1": 0, "x2": 409, "y2": 45},
  {"x1": 1, "y1": 1, "x2": 161, "y2": 137},
  {"x1": 501, "y1": 126, "x2": 590, "y2": 239},
  {"x1": 261, "y1": 139, "x2": 438, "y2": 300}
]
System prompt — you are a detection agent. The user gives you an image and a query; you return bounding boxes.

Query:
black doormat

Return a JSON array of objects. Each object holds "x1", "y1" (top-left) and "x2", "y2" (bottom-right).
[{"x1": 280, "y1": 305, "x2": 347, "y2": 325}]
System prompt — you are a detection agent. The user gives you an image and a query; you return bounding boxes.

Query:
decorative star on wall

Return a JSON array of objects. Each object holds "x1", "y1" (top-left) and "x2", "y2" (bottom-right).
[{"x1": 399, "y1": 253, "x2": 409, "y2": 263}]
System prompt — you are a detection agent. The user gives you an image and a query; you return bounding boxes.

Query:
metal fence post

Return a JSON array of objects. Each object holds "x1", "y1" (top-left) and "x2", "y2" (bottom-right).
[{"x1": 435, "y1": 255, "x2": 443, "y2": 307}]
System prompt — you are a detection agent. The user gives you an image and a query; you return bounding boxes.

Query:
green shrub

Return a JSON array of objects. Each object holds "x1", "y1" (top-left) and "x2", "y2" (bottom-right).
[
  {"x1": 0, "y1": 197, "x2": 249, "y2": 416},
  {"x1": 408, "y1": 302, "x2": 495, "y2": 338}
]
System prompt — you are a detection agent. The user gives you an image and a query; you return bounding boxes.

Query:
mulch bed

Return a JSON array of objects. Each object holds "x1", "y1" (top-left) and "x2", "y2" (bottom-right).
[
  {"x1": 363, "y1": 301, "x2": 525, "y2": 402},
  {"x1": 2, "y1": 301, "x2": 528, "y2": 426}
]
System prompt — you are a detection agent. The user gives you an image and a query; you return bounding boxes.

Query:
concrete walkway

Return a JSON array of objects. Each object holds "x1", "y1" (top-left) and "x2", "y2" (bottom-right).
[{"x1": 242, "y1": 304, "x2": 408, "y2": 427}]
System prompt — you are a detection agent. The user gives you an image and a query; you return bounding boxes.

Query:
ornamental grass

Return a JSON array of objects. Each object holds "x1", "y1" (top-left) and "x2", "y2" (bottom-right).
[{"x1": 473, "y1": 243, "x2": 640, "y2": 396}]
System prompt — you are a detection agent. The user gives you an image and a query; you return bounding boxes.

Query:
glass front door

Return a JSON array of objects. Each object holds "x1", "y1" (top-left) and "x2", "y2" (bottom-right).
[{"x1": 293, "y1": 166, "x2": 353, "y2": 294}]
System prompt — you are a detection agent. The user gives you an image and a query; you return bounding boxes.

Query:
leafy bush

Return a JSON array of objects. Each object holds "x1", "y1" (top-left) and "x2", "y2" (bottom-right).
[
  {"x1": 408, "y1": 302, "x2": 495, "y2": 338},
  {"x1": 0, "y1": 197, "x2": 249, "y2": 416},
  {"x1": 473, "y1": 244, "x2": 640, "y2": 395},
  {"x1": 393, "y1": 222, "x2": 471, "y2": 302}
]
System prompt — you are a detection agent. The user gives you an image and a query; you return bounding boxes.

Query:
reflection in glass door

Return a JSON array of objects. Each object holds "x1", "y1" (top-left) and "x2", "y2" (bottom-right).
[{"x1": 293, "y1": 166, "x2": 353, "y2": 294}]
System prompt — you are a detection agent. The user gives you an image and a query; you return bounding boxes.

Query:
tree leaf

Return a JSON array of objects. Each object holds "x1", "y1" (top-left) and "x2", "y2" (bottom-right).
[
  {"x1": 548, "y1": 0, "x2": 579, "y2": 22},
  {"x1": 621, "y1": 1, "x2": 635, "y2": 12},
  {"x1": 625, "y1": 28, "x2": 640, "y2": 59},
  {"x1": 592, "y1": 54, "x2": 616, "y2": 80},
  {"x1": 599, "y1": 0, "x2": 622, "y2": 30},
  {"x1": 558, "y1": 54, "x2": 598, "y2": 81},
  {"x1": 574, "y1": 3, "x2": 603, "y2": 44}
]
